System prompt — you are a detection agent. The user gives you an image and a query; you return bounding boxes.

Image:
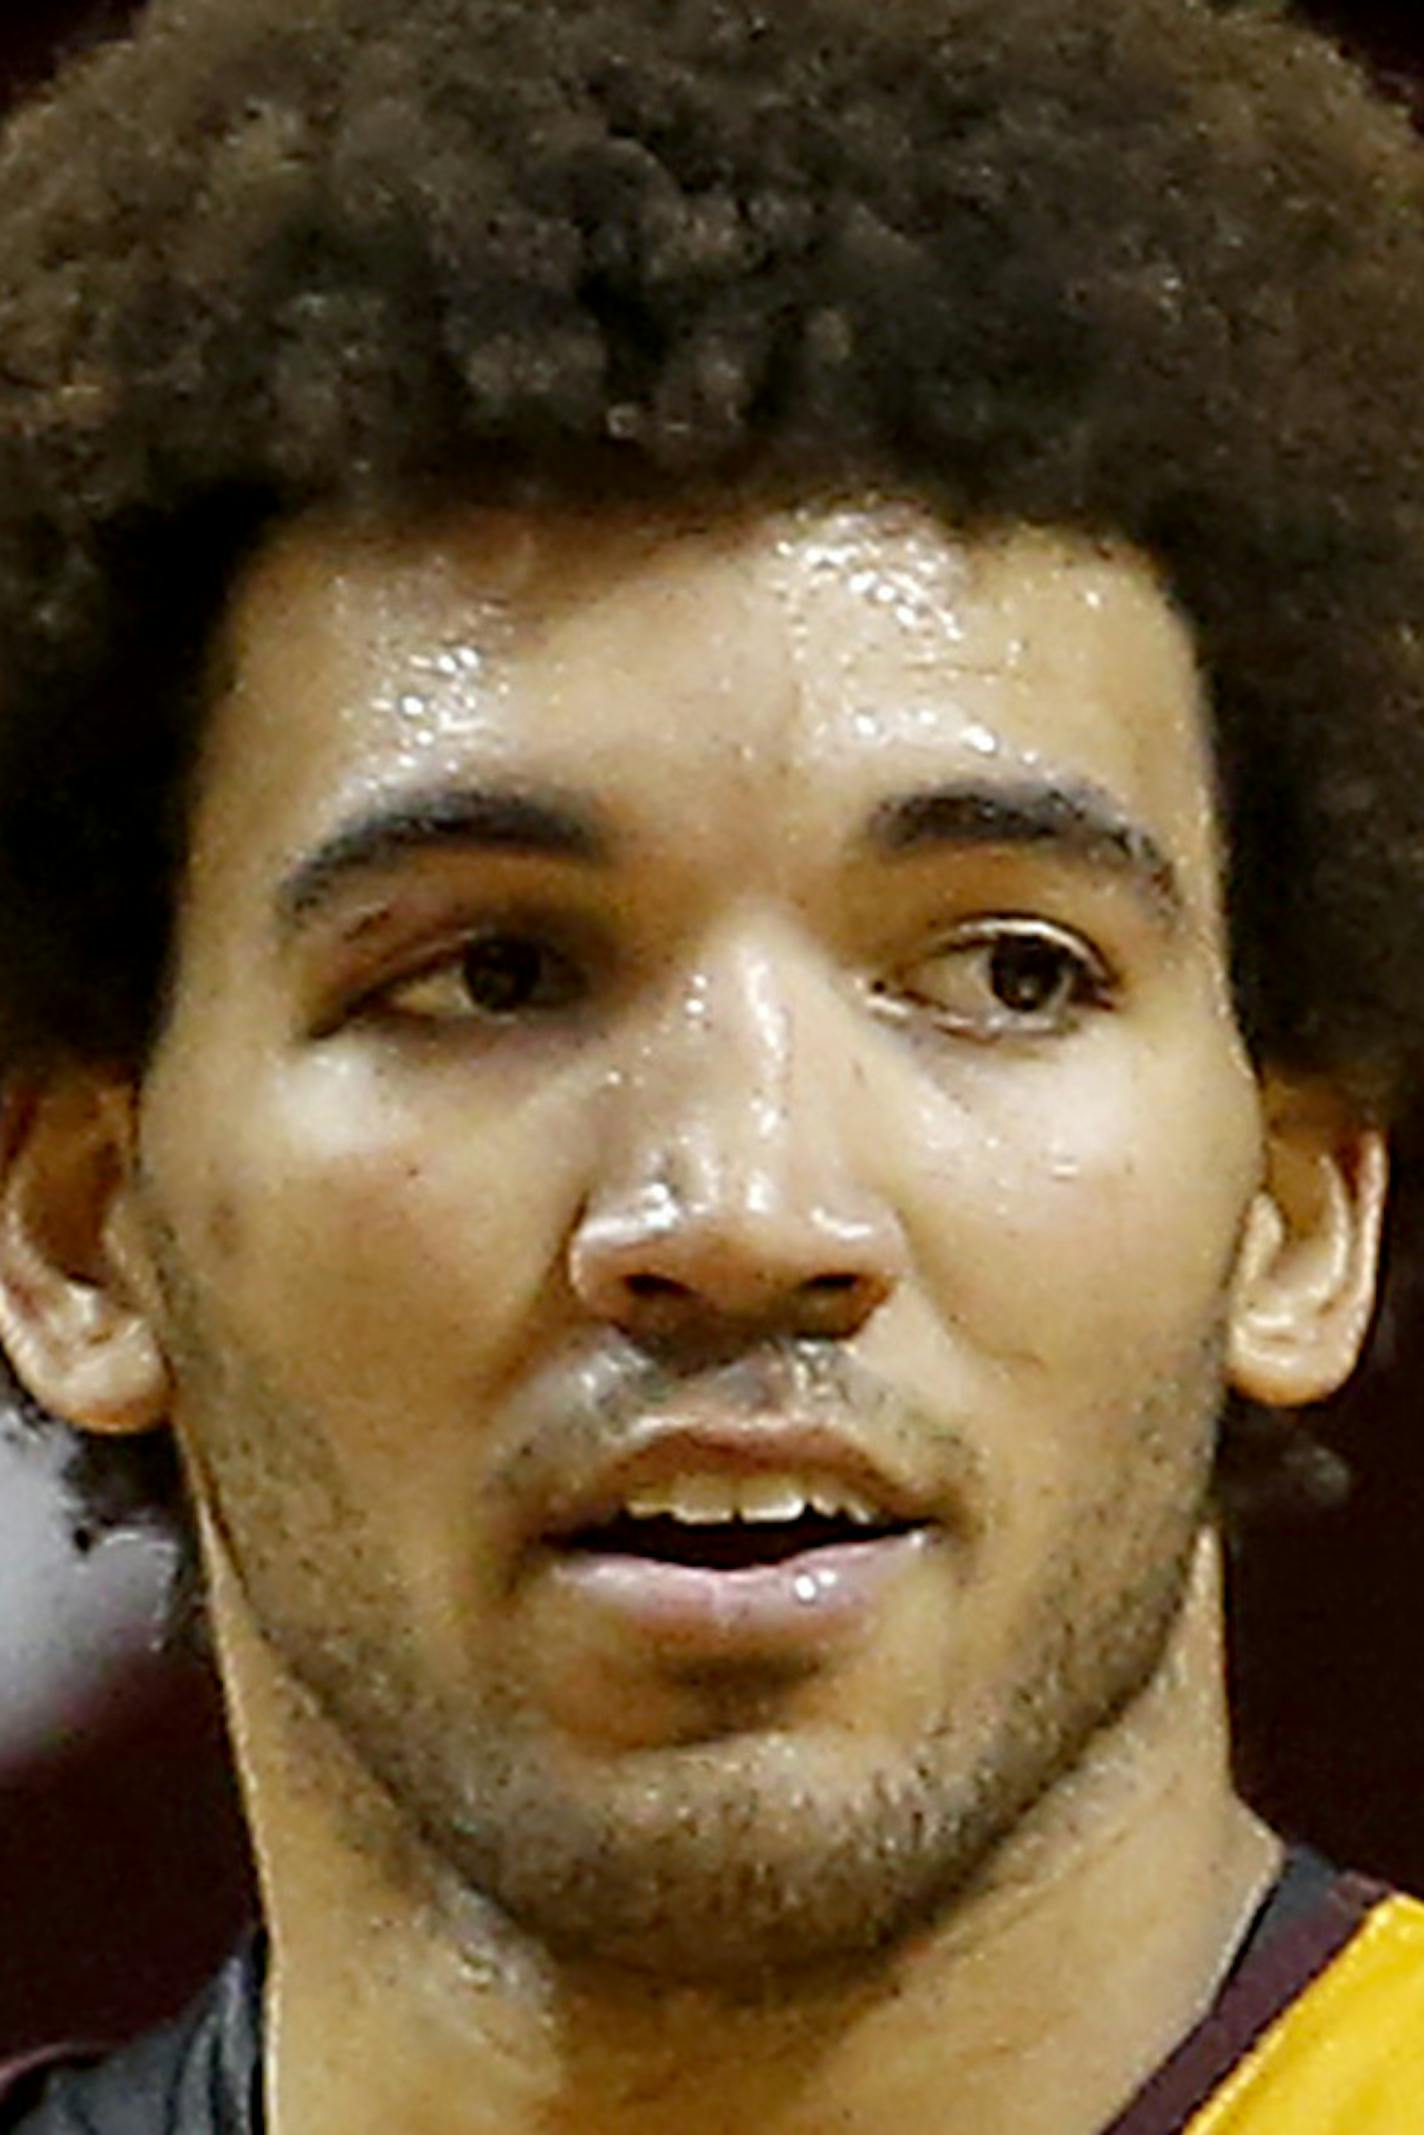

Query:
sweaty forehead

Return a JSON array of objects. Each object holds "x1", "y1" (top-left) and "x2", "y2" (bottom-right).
[{"x1": 188, "y1": 493, "x2": 1221, "y2": 910}]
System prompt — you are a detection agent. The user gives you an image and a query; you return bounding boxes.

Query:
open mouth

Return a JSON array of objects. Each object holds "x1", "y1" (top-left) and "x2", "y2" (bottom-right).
[
  {"x1": 543, "y1": 1463, "x2": 928, "y2": 1648},
  {"x1": 563, "y1": 1508, "x2": 911, "y2": 1572}
]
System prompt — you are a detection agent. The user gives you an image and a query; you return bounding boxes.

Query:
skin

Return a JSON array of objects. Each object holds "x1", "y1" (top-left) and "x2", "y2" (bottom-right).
[{"x1": 0, "y1": 494, "x2": 1386, "y2": 2134}]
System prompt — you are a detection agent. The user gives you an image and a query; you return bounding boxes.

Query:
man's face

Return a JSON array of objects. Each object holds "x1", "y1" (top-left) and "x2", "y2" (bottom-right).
[{"x1": 131, "y1": 495, "x2": 1267, "y2": 1986}]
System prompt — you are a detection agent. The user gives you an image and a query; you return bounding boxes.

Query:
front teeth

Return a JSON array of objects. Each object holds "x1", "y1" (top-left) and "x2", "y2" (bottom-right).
[{"x1": 622, "y1": 1472, "x2": 880, "y2": 1526}]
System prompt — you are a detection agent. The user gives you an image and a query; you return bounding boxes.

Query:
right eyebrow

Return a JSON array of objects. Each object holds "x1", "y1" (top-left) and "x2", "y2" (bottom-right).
[
  {"x1": 275, "y1": 785, "x2": 610, "y2": 937},
  {"x1": 864, "y1": 776, "x2": 1183, "y2": 921}
]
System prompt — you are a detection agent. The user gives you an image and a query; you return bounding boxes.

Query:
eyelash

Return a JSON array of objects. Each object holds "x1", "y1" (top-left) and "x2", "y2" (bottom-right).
[
  {"x1": 874, "y1": 917, "x2": 1116, "y2": 1039},
  {"x1": 336, "y1": 914, "x2": 1115, "y2": 1041},
  {"x1": 351, "y1": 926, "x2": 591, "y2": 1029}
]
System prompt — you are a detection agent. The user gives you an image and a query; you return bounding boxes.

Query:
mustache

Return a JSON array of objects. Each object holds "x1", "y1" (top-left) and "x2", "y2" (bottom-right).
[{"x1": 486, "y1": 1336, "x2": 988, "y2": 1534}]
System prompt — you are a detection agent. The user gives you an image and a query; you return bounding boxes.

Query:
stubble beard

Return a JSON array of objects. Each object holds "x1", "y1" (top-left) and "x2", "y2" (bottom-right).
[
  {"x1": 193, "y1": 1434, "x2": 1214, "y2": 1998},
  {"x1": 409, "y1": 1525, "x2": 1206, "y2": 1995},
  {"x1": 165, "y1": 1261, "x2": 1219, "y2": 1998}
]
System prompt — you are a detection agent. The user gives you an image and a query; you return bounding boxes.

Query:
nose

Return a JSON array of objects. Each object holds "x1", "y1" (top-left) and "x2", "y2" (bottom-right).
[{"x1": 568, "y1": 930, "x2": 905, "y2": 1350}]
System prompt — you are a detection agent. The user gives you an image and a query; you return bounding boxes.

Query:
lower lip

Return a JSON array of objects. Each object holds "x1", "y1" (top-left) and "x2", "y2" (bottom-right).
[{"x1": 544, "y1": 1530, "x2": 931, "y2": 1656}]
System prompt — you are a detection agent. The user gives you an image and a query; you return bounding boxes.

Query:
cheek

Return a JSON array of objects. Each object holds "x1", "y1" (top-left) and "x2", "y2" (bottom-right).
[
  {"x1": 892, "y1": 1037, "x2": 1261, "y2": 1372},
  {"x1": 150, "y1": 1047, "x2": 597, "y2": 1414}
]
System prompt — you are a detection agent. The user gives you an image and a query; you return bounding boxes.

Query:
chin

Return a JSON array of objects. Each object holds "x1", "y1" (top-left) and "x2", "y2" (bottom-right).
[{"x1": 407, "y1": 1675, "x2": 1149, "y2": 1997}]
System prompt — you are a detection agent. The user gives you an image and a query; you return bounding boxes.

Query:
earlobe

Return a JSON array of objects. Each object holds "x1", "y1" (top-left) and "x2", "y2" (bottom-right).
[
  {"x1": 1226, "y1": 1077, "x2": 1388, "y2": 1411},
  {"x1": 0, "y1": 1072, "x2": 170, "y2": 1435}
]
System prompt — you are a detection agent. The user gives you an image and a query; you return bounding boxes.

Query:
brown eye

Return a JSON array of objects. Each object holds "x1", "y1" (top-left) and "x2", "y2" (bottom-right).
[
  {"x1": 376, "y1": 931, "x2": 585, "y2": 1025},
  {"x1": 986, "y1": 935, "x2": 1080, "y2": 1017},
  {"x1": 460, "y1": 934, "x2": 576, "y2": 1016},
  {"x1": 879, "y1": 918, "x2": 1111, "y2": 1038}
]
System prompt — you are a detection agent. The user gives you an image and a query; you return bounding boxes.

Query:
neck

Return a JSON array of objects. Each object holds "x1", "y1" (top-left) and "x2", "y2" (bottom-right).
[{"x1": 210, "y1": 1528, "x2": 1277, "y2": 2135}]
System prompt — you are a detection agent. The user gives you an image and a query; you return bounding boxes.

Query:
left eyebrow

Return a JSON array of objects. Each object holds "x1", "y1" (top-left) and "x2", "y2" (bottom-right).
[
  {"x1": 274, "y1": 784, "x2": 610, "y2": 936},
  {"x1": 865, "y1": 777, "x2": 1182, "y2": 918}
]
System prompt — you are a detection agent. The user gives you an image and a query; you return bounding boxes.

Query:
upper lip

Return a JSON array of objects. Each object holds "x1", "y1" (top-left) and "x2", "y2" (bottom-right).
[{"x1": 538, "y1": 1417, "x2": 934, "y2": 1545}]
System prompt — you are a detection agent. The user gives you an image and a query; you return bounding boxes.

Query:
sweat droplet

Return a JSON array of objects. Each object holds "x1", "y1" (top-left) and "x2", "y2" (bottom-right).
[
  {"x1": 962, "y1": 723, "x2": 1000, "y2": 756},
  {"x1": 793, "y1": 1572, "x2": 819, "y2": 1605},
  {"x1": 399, "y1": 693, "x2": 429, "y2": 719}
]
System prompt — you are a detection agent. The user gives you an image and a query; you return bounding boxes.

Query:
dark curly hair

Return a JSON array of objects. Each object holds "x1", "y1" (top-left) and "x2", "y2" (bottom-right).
[{"x1": 2, "y1": 0, "x2": 1424, "y2": 1535}]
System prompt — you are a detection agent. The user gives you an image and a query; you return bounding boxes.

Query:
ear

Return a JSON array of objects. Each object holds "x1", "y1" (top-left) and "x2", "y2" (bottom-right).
[
  {"x1": 0, "y1": 1070, "x2": 170, "y2": 1435},
  {"x1": 1226, "y1": 1075, "x2": 1388, "y2": 1409}
]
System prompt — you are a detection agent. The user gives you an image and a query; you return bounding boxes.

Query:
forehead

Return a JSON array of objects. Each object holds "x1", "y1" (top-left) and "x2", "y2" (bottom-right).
[{"x1": 189, "y1": 493, "x2": 1220, "y2": 910}]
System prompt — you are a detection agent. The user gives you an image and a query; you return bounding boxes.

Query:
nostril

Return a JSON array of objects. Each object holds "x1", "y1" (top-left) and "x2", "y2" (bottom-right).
[
  {"x1": 625, "y1": 1273, "x2": 689, "y2": 1300},
  {"x1": 796, "y1": 1268, "x2": 889, "y2": 1334}
]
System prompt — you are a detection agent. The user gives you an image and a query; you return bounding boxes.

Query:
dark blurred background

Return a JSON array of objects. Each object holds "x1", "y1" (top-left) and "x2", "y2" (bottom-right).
[{"x1": 3, "y1": 0, "x2": 1424, "y2": 2059}]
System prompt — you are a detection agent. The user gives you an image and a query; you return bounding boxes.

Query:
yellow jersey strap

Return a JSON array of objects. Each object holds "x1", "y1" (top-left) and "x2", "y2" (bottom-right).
[
  {"x1": 1104, "y1": 1857, "x2": 1416, "y2": 2135},
  {"x1": 1182, "y1": 1891, "x2": 1424, "y2": 2132}
]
